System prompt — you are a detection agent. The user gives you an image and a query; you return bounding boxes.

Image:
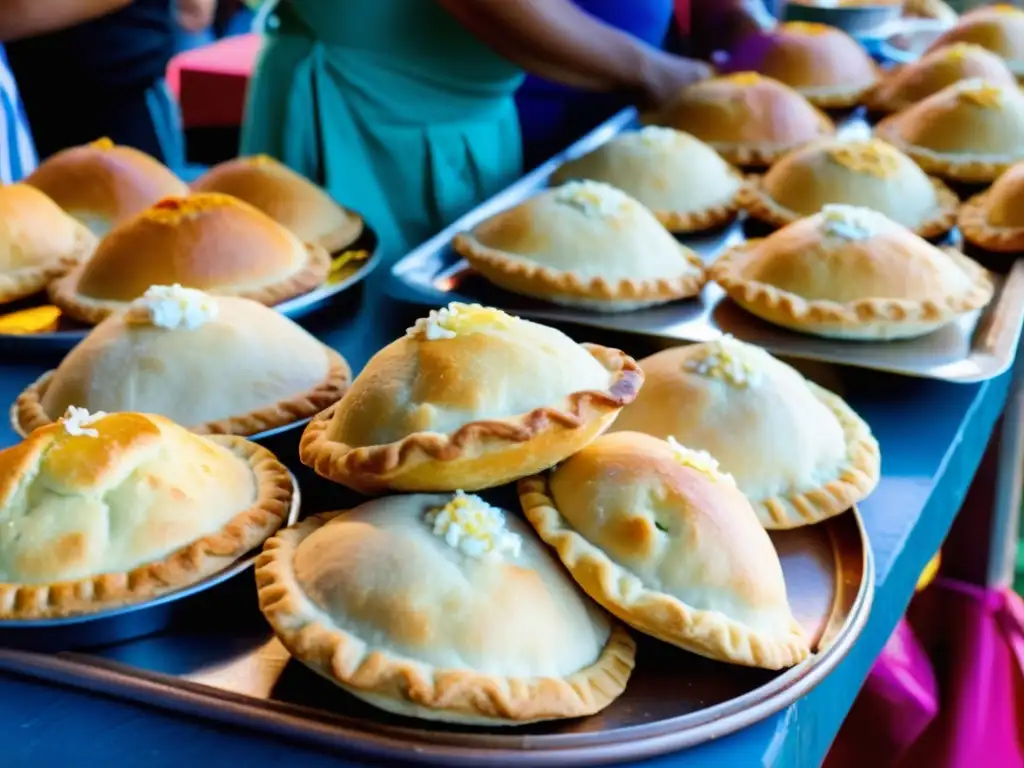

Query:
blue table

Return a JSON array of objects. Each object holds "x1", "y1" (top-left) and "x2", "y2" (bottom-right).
[{"x1": 0, "y1": 284, "x2": 1016, "y2": 767}]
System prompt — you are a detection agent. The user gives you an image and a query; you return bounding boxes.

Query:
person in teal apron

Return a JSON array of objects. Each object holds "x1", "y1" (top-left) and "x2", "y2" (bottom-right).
[{"x1": 242, "y1": 0, "x2": 768, "y2": 262}]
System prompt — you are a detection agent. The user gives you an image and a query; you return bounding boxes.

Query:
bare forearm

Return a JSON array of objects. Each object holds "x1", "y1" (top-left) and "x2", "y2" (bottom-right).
[
  {"x1": 437, "y1": 0, "x2": 675, "y2": 94},
  {"x1": 0, "y1": 0, "x2": 132, "y2": 41}
]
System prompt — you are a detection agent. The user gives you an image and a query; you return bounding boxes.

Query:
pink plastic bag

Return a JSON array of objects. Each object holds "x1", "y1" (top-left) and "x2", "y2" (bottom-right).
[
  {"x1": 826, "y1": 617, "x2": 939, "y2": 768},
  {"x1": 829, "y1": 580, "x2": 1024, "y2": 767}
]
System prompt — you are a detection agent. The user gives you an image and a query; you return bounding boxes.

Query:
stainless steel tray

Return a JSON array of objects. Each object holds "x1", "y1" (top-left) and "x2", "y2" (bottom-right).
[
  {"x1": 0, "y1": 491, "x2": 873, "y2": 766},
  {"x1": 0, "y1": 225, "x2": 380, "y2": 355},
  {"x1": 0, "y1": 470, "x2": 301, "y2": 651},
  {"x1": 388, "y1": 110, "x2": 1024, "y2": 384}
]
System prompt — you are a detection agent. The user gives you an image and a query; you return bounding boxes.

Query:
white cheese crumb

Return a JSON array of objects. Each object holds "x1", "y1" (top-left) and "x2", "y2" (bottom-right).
[
  {"x1": 59, "y1": 406, "x2": 108, "y2": 438},
  {"x1": 424, "y1": 490, "x2": 523, "y2": 560},
  {"x1": 684, "y1": 335, "x2": 762, "y2": 389},
  {"x1": 666, "y1": 437, "x2": 737, "y2": 487},
  {"x1": 553, "y1": 180, "x2": 634, "y2": 218},
  {"x1": 128, "y1": 284, "x2": 220, "y2": 330},
  {"x1": 819, "y1": 204, "x2": 891, "y2": 241}
]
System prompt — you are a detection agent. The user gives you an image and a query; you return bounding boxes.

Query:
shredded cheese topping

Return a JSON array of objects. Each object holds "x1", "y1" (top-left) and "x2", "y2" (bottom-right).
[
  {"x1": 637, "y1": 125, "x2": 679, "y2": 147},
  {"x1": 425, "y1": 491, "x2": 523, "y2": 560},
  {"x1": 127, "y1": 284, "x2": 220, "y2": 330},
  {"x1": 553, "y1": 180, "x2": 634, "y2": 218},
  {"x1": 666, "y1": 437, "x2": 737, "y2": 487},
  {"x1": 941, "y1": 42, "x2": 978, "y2": 62},
  {"x1": 684, "y1": 335, "x2": 762, "y2": 388},
  {"x1": 955, "y1": 78, "x2": 1004, "y2": 108},
  {"x1": 724, "y1": 71, "x2": 763, "y2": 86},
  {"x1": 90, "y1": 137, "x2": 115, "y2": 150},
  {"x1": 783, "y1": 20, "x2": 833, "y2": 36},
  {"x1": 819, "y1": 204, "x2": 890, "y2": 241},
  {"x1": 406, "y1": 302, "x2": 517, "y2": 341},
  {"x1": 826, "y1": 139, "x2": 901, "y2": 179},
  {"x1": 59, "y1": 406, "x2": 108, "y2": 438}
]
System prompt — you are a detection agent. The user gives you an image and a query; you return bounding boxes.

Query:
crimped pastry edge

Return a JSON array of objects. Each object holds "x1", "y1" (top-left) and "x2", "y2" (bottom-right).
[
  {"x1": 254, "y1": 510, "x2": 637, "y2": 724},
  {"x1": 958, "y1": 189, "x2": 1024, "y2": 254},
  {"x1": 753, "y1": 381, "x2": 882, "y2": 529},
  {"x1": 653, "y1": 177, "x2": 745, "y2": 234},
  {"x1": 874, "y1": 117, "x2": 1023, "y2": 183},
  {"x1": 516, "y1": 474, "x2": 810, "y2": 670},
  {"x1": 46, "y1": 241, "x2": 332, "y2": 326},
  {"x1": 738, "y1": 174, "x2": 960, "y2": 240},
  {"x1": 0, "y1": 435, "x2": 293, "y2": 619},
  {"x1": 452, "y1": 233, "x2": 706, "y2": 311},
  {"x1": 0, "y1": 223, "x2": 98, "y2": 305},
  {"x1": 709, "y1": 239, "x2": 995, "y2": 339},
  {"x1": 298, "y1": 343, "x2": 644, "y2": 494},
  {"x1": 11, "y1": 346, "x2": 351, "y2": 439}
]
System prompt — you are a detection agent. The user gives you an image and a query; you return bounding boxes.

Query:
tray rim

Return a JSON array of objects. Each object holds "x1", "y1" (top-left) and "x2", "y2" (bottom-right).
[
  {"x1": 0, "y1": 507, "x2": 874, "y2": 766},
  {"x1": 0, "y1": 225, "x2": 381, "y2": 354},
  {"x1": 386, "y1": 109, "x2": 1024, "y2": 385},
  {"x1": 0, "y1": 469, "x2": 302, "y2": 631}
]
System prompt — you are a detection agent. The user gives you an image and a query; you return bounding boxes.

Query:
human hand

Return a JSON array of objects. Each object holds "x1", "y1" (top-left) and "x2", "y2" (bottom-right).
[
  {"x1": 639, "y1": 53, "x2": 715, "y2": 110},
  {"x1": 177, "y1": 0, "x2": 217, "y2": 32}
]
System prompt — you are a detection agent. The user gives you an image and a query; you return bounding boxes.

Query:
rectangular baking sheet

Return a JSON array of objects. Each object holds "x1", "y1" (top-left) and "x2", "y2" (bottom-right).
[{"x1": 388, "y1": 109, "x2": 1024, "y2": 384}]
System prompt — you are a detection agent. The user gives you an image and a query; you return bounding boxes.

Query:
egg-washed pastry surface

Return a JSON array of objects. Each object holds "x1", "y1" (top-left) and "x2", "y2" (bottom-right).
[
  {"x1": 711, "y1": 204, "x2": 994, "y2": 340},
  {"x1": 867, "y1": 43, "x2": 1017, "y2": 114},
  {"x1": 191, "y1": 155, "x2": 363, "y2": 252},
  {"x1": 12, "y1": 286, "x2": 350, "y2": 437},
  {"x1": 646, "y1": 72, "x2": 836, "y2": 168},
  {"x1": 48, "y1": 193, "x2": 331, "y2": 325},
  {"x1": 959, "y1": 160, "x2": 1024, "y2": 253},
  {"x1": 875, "y1": 78, "x2": 1024, "y2": 182},
  {"x1": 452, "y1": 181, "x2": 706, "y2": 312},
  {"x1": 0, "y1": 183, "x2": 98, "y2": 305},
  {"x1": 0, "y1": 410, "x2": 292, "y2": 619},
  {"x1": 723, "y1": 21, "x2": 880, "y2": 108},
  {"x1": 611, "y1": 338, "x2": 880, "y2": 529},
  {"x1": 255, "y1": 491, "x2": 635, "y2": 725},
  {"x1": 519, "y1": 432, "x2": 810, "y2": 669},
  {"x1": 923, "y1": 4, "x2": 1024, "y2": 76},
  {"x1": 741, "y1": 137, "x2": 959, "y2": 238},
  {"x1": 24, "y1": 137, "x2": 189, "y2": 237},
  {"x1": 299, "y1": 302, "x2": 643, "y2": 493},
  {"x1": 550, "y1": 127, "x2": 743, "y2": 233}
]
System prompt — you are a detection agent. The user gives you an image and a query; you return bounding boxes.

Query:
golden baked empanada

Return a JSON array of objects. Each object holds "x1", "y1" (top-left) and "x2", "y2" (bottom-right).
[
  {"x1": 519, "y1": 432, "x2": 810, "y2": 669},
  {"x1": 256, "y1": 491, "x2": 635, "y2": 724},
  {"x1": 875, "y1": 78, "x2": 1024, "y2": 182},
  {"x1": 711, "y1": 204, "x2": 994, "y2": 339},
  {"x1": 0, "y1": 410, "x2": 292, "y2": 618},
  {"x1": 741, "y1": 137, "x2": 958, "y2": 238},
  {"x1": 646, "y1": 72, "x2": 836, "y2": 167},
  {"x1": 299, "y1": 303, "x2": 642, "y2": 493},
  {"x1": 551, "y1": 127, "x2": 743, "y2": 233},
  {"x1": 13, "y1": 286, "x2": 350, "y2": 437},
  {"x1": 611, "y1": 337, "x2": 880, "y2": 528},
  {"x1": 453, "y1": 181, "x2": 706, "y2": 312}
]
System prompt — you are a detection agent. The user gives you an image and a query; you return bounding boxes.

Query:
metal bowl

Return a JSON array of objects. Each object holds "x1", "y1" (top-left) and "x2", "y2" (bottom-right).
[{"x1": 782, "y1": 1, "x2": 903, "y2": 35}]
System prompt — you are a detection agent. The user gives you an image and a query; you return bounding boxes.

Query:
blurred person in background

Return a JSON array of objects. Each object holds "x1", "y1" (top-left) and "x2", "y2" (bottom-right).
[
  {"x1": 243, "y1": 0, "x2": 769, "y2": 263},
  {"x1": 6, "y1": 0, "x2": 185, "y2": 170},
  {"x1": 516, "y1": 0, "x2": 776, "y2": 169},
  {"x1": 174, "y1": 0, "x2": 256, "y2": 53},
  {"x1": 0, "y1": 0, "x2": 159, "y2": 181}
]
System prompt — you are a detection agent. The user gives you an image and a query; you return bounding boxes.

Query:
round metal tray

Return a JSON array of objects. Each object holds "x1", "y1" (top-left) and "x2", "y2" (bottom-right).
[
  {"x1": 122, "y1": 504, "x2": 874, "y2": 765},
  {"x1": 781, "y1": 1, "x2": 901, "y2": 35},
  {"x1": 0, "y1": 226, "x2": 380, "y2": 354},
  {"x1": 0, "y1": 470, "x2": 302, "y2": 651}
]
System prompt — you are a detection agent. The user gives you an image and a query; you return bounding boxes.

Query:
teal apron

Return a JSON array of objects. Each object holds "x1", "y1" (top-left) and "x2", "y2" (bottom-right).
[{"x1": 241, "y1": 0, "x2": 524, "y2": 262}]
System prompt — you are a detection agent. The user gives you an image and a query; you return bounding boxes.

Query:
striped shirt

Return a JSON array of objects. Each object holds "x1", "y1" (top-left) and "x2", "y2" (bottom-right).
[{"x1": 0, "y1": 44, "x2": 36, "y2": 184}]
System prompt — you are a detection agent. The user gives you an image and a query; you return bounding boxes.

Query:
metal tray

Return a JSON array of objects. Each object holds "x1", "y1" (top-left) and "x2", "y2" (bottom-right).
[
  {"x1": 0, "y1": 493, "x2": 873, "y2": 766},
  {"x1": 0, "y1": 225, "x2": 381, "y2": 354},
  {"x1": 0, "y1": 470, "x2": 301, "y2": 651},
  {"x1": 388, "y1": 110, "x2": 1024, "y2": 384}
]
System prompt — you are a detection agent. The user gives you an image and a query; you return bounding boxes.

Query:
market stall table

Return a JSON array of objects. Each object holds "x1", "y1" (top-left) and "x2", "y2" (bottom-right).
[{"x1": 0, "y1": 282, "x2": 1014, "y2": 767}]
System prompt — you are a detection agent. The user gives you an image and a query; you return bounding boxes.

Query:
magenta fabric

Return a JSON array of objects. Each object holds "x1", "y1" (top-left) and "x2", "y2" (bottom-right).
[
  {"x1": 829, "y1": 580, "x2": 1024, "y2": 768},
  {"x1": 826, "y1": 618, "x2": 938, "y2": 768}
]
